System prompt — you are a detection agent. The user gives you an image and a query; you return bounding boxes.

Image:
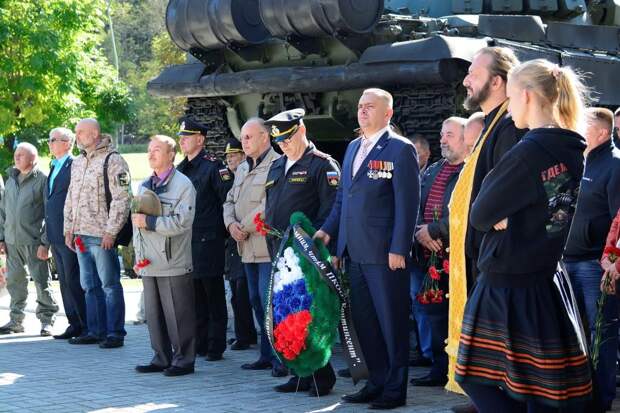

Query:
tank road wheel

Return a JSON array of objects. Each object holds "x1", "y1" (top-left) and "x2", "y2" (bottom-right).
[
  {"x1": 391, "y1": 85, "x2": 466, "y2": 158},
  {"x1": 186, "y1": 97, "x2": 235, "y2": 157}
]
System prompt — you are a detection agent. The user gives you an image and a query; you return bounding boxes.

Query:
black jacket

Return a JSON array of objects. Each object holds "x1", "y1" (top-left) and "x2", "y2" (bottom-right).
[
  {"x1": 265, "y1": 142, "x2": 340, "y2": 257},
  {"x1": 564, "y1": 141, "x2": 620, "y2": 261},
  {"x1": 414, "y1": 159, "x2": 462, "y2": 263},
  {"x1": 177, "y1": 150, "x2": 233, "y2": 277},
  {"x1": 470, "y1": 128, "x2": 585, "y2": 277},
  {"x1": 465, "y1": 104, "x2": 526, "y2": 262}
]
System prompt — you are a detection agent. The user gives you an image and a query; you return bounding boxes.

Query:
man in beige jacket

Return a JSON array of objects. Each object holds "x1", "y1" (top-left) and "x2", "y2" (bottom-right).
[{"x1": 222, "y1": 118, "x2": 283, "y2": 376}]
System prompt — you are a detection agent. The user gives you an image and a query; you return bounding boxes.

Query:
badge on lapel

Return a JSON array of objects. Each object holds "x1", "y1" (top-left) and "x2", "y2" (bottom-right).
[{"x1": 367, "y1": 160, "x2": 393, "y2": 180}]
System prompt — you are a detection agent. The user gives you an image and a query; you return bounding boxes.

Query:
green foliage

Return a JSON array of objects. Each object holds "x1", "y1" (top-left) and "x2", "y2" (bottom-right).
[
  {"x1": 0, "y1": 0, "x2": 132, "y2": 171},
  {"x1": 118, "y1": 143, "x2": 148, "y2": 154},
  {"x1": 103, "y1": 0, "x2": 185, "y2": 141}
]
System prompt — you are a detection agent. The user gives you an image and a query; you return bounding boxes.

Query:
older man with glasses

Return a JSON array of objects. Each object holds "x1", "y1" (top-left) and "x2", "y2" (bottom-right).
[{"x1": 44, "y1": 128, "x2": 87, "y2": 340}]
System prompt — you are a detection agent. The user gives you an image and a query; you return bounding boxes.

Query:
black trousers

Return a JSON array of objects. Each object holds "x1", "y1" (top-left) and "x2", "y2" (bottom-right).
[
  {"x1": 194, "y1": 276, "x2": 228, "y2": 356},
  {"x1": 144, "y1": 275, "x2": 196, "y2": 368},
  {"x1": 294, "y1": 363, "x2": 336, "y2": 390},
  {"x1": 51, "y1": 243, "x2": 86, "y2": 333},
  {"x1": 229, "y1": 277, "x2": 257, "y2": 345}
]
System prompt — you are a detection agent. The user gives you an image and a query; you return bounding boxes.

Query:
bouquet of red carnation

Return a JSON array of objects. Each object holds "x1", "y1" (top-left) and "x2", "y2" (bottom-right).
[
  {"x1": 416, "y1": 208, "x2": 449, "y2": 305},
  {"x1": 254, "y1": 213, "x2": 283, "y2": 238}
]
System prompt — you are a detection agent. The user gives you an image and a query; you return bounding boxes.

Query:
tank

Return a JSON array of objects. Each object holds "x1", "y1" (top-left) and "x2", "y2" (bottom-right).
[{"x1": 148, "y1": 0, "x2": 620, "y2": 159}]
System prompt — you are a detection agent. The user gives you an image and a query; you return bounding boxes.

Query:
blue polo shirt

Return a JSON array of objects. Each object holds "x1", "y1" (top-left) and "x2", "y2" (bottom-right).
[{"x1": 49, "y1": 154, "x2": 70, "y2": 192}]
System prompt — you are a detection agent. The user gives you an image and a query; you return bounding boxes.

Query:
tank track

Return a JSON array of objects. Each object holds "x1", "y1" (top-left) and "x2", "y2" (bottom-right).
[
  {"x1": 185, "y1": 97, "x2": 234, "y2": 158},
  {"x1": 392, "y1": 84, "x2": 466, "y2": 159}
]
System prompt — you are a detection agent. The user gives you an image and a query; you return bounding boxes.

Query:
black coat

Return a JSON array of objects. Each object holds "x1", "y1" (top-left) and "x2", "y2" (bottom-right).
[
  {"x1": 45, "y1": 157, "x2": 73, "y2": 245},
  {"x1": 564, "y1": 141, "x2": 620, "y2": 261},
  {"x1": 471, "y1": 128, "x2": 585, "y2": 277},
  {"x1": 465, "y1": 103, "x2": 526, "y2": 271},
  {"x1": 177, "y1": 150, "x2": 233, "y2": 277},
  {"x1": 265, "y1": 142, "x2": 340, "y2": 257}
]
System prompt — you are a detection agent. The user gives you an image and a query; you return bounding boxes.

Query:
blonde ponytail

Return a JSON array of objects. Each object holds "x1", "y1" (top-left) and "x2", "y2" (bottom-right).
[
  {"x1": 555, "y1": 67, "x2": 587, "y2": 132},
  {"x1": 509, "y1": 59, "x2": 589, "y2": 132}
]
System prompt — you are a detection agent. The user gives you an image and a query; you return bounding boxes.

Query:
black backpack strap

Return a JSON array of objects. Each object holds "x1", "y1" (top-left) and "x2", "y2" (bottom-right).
[{"x1": 103, "y1": 151, "x2": 117, "y2": 213}]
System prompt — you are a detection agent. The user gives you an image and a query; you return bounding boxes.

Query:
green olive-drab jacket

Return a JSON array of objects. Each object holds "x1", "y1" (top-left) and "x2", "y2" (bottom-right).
[{"x1": 0, "y1": 167, "x2": 47, "y2": 246}]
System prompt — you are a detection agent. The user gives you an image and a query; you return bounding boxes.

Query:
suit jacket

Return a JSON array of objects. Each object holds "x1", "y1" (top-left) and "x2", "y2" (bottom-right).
[
  {"x1": 45, "y1": 157, "x2": 73, "y2": 245},
  {"x1": 322, "y1": 130, "x2": 420, "y2": 264}
]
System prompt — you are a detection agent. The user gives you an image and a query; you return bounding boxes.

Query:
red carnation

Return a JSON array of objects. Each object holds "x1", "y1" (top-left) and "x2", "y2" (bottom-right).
[
  {"x1": 442, "y1": 260, "x2": 449, "y2": 274},
  {"x1": 273, "y1": 310, "x2": 312, "y2": 361},
  {"x1": 429, "y1": 266, "x2": 440, "y2": 281},
  {"x1": 604, "y1": 246, "x2": 620, "y2": 262},
  {"x1": 74, "y1": 236, "x2": 86, "y2": 253}
]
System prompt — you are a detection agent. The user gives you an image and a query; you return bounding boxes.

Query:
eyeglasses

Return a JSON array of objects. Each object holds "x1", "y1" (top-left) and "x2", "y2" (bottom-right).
[{"x1": 48, "y1": 138, "x2": 69, "y2": 143}]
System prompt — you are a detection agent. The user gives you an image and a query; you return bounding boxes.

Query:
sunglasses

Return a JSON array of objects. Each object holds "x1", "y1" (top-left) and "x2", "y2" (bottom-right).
[{"x1": 48, "y1": 138, "x2": 69, "y2": 143}]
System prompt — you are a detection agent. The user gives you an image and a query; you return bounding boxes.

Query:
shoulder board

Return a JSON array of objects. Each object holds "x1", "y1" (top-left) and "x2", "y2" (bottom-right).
[{"x1": 311, "y1": 148, "x2": 331, "y2": 160}]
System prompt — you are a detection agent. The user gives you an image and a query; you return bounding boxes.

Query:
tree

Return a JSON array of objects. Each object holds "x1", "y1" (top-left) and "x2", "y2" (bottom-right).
[
  {"x1": 0, "y1": 0, "x2": 132, "y2": 168},
  {"x1": 102, "y1": 0, "x2": 185, "y2": 141}
]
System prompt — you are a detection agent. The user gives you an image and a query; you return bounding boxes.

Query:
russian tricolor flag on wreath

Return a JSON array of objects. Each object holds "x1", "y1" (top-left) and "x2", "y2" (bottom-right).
[{"x1": 255, "y1": 211, "x2": 368, "y2": 382}]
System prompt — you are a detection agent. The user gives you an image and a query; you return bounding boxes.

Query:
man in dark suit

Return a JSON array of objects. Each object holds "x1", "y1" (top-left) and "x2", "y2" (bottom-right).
[
  {"x1": 42, "y1": 127, "x2": 86, "y2": 339},
  {"x1": 317, "y1": 88, "x2": 420, "y2": 410}
]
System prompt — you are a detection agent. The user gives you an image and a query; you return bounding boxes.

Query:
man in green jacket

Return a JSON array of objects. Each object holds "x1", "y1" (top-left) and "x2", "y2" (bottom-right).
[{"x1": 0, "y1": 142, "x2": 58, "y2": 336}]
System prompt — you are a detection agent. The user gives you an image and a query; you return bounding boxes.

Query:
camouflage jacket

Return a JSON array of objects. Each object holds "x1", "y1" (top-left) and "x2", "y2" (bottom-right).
[{"x1": 63, "y1": 137, "x2": 131, "y2": 238}]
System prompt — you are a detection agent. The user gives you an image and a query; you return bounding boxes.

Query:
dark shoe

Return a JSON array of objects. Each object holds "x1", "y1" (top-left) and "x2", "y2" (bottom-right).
[
  {"x1": 53, "y1": 328, "x2": 81, "y2": 340},
  {"x1": 410, "y1": 375, "x2": 448, "y2": 387},
  {"x1": 205, "y1": 353, "x2": 223, "y2": 361},
  {"x1": 409, "y1": 356, "x2": 433, "y2": 367},
  {"x1": 230, "y1": 341, "x2": 250, "y2": 350},
  {"x1": 369, "y1": 398, "x2": 406, "y2": 410},
  {"x1": 451, "y1": 402, "x2": 479, "y2": 413},
  {"x1": 271, "y1": 365, "x2": 288, "y2": 377},
  {"x1": 241, "y1": 360, "x2": 272, "y2": 370},
  {"x1": 227, "y1": 338, "x2": 236, "y2": 345},
  {"x1": 135, "y1": 364, "x2": 167, "y2": 373},
  {"x1": 40, "y1": 323, "x2": 53, "y2": 337},
  {"x1": 68, "y1": 335, "x2": 100, "y2": 345},
  {"x1": 99, "y1": 337, "x2": 124, "y2": 349},
  {"x1": 309, "y1": 385, "x2": 332, "y2": 397},
  {"x1": 274, "y1": 377, "x2": 310, "y2": 393},
  {"x1": 0, "y1": 321, "x2": 24, "y2": 334},
  {"x1": 163, "y1": 366, "x2": 194, "y2": 377},
  {"x1": 342, "y1": 387, "x2": 380, "y2": 404},
  {"x1": 338, "y1": 368, "x2": 351, "y2": 378}
]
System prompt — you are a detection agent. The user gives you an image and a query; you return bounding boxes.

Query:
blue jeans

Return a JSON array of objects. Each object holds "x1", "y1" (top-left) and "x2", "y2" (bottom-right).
[
  {"x1": 244, "y1": 262, "x2": 281, "y2": 367},
  {"x1": 565, "y1": 259, "x2": 618, "y2": 407},
  {"x1": 76, "y1": 235, "x2": 126, "y2": 339},
  {"x1": 410, "y1": 264, "x2": 432, "y2": 359}
]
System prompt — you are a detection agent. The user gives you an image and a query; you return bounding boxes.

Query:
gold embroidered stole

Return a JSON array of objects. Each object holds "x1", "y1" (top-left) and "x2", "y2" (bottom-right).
[{"x1": 445, "y1": 101, "x2": 509, "y2": 394}]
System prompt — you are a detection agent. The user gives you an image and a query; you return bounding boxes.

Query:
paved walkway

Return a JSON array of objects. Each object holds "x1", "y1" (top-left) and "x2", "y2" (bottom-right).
[{"x1": 0, "y1": 281, "x2": 616, "y2": 412}]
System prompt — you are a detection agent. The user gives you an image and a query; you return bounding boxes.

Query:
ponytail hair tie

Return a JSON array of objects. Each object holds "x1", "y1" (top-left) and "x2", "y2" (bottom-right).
[{"x1": 552, "y1": 65, "x2": 561, "y2": 79}]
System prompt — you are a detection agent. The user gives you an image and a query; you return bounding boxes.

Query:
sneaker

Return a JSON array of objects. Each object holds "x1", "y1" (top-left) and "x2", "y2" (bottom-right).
[
  {"x1": 40, "y1": 323, "x2": 53, "y2": 337},
  {"x1": 0, "y1": 321, "x2": 24, "y2": 334}
]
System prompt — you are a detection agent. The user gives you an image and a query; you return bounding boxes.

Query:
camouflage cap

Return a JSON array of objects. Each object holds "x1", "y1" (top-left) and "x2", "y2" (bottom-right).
[{"x1": 131, "y1": 189, "x2": 162, "y2": 216}]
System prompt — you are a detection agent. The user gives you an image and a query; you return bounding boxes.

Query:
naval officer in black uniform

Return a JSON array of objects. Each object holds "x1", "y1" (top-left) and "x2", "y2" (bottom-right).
[
  {"x1": 264, "y1": 109, "x2": 340, "y2": 396},
  {"x1": 176, "y1": 117, "x2": 233, "y2": 361}
]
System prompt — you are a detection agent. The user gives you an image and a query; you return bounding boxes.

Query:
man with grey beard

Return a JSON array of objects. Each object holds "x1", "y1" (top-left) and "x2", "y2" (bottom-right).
[{"x1": 410, "y1": 117, "x2": 468, "y2": 388}]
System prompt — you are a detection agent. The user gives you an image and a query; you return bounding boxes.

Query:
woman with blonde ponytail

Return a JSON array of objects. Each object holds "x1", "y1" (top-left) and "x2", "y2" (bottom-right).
[{"x1": 454, "y1": 58, "x2": 592, "y2": 412}]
